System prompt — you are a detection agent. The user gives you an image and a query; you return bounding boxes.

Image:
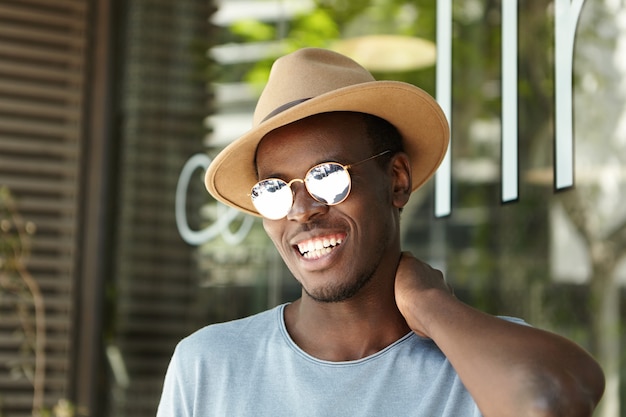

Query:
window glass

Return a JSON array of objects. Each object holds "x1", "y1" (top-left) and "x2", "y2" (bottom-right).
[{"x1": 196, "y1": 1, "x2": 626, "y2": 416}]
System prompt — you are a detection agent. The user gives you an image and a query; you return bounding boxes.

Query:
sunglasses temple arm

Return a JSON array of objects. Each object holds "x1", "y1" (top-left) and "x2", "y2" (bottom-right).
[{"x1": 346, "y1": 150, "x2": 392, "y2": 169}]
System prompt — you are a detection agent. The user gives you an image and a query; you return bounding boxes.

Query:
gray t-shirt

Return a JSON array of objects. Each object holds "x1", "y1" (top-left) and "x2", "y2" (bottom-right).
[{"x1": 157, "y1": 304, "x2": 483, "y2": 417}]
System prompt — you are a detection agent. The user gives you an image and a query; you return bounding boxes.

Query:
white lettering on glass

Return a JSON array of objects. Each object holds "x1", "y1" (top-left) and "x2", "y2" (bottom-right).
[
  {"x1": 175, "y1": 153, "x2": 254, "y2": 245},
  {"x1": 502, "y1": 0, "x2": 519, "y2": 202},
  {"x1": 435, "y1": 0, "x2": 580, "y2": 214},
  {"x1": 435, "y1": 0, "x2": 453, "y2": 217},
  {"x1": 555, "y1": 0, "x2": 584, "y2": 190}
]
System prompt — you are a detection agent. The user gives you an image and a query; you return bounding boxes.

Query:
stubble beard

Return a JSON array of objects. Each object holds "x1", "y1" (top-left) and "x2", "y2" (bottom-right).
[{"x1": 302, "y1": 269, "x2": 375, "y2": 303}]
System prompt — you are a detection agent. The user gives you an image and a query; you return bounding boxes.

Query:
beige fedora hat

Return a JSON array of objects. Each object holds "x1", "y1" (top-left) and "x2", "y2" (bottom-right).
[{"x1": 205, "y1": 47, "x2": 449, "y2": 217}]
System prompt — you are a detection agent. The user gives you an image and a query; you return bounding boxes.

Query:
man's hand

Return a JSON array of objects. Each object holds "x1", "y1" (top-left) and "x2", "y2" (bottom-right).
[
  {"x1": 393, "y1": 252, "x2": 453, "y2": 338},
  {"x1": 393, "y1": 252, "x2": 604, "y2": 417}
]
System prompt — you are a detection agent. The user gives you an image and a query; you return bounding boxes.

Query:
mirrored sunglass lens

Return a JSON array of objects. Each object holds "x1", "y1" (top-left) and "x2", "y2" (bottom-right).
[
  {"x1": 251, "y1": 179, "x2": 293, "y2": 219},
  {"x1": 305, "y1": 163, "x2": 351, "y2": 205}
]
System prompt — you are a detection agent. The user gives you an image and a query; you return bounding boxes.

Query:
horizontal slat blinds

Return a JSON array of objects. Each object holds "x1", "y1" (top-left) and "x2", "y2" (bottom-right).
[
  {"x1": 107, "y1": 0, "x2": 212, "y2": 416},
  {"x1": 0, "y1": 0, "x2": 88, "y2": 415}
]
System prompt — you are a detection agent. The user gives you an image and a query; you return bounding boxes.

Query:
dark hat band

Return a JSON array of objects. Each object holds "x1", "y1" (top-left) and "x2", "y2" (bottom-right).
[{"x1": 261, "y1": 97, "x2": 312, "y2": 123}]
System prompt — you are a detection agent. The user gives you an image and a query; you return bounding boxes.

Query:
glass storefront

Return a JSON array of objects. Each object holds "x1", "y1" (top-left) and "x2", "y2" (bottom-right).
[{"x1": 185, "y1": 2, "x2": 625, "y2": 417}]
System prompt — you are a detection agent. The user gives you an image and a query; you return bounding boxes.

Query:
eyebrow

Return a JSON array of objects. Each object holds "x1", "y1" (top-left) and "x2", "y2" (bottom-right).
[{"x1": 256, "y1": 154, "x2": 346, "y2": 181}]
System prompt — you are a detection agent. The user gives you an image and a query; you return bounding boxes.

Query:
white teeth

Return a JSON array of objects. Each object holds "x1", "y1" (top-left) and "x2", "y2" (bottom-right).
[
  {"x1": 303, "y1": 246, "x2": 332, "y2": 259},
  {"x1": 297, "y1": 237, "x2": 344, "y2": 259}
]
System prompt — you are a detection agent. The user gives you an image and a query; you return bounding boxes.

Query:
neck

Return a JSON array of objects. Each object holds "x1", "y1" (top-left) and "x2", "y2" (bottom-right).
[{"x1": 284, "y1": 283, "x2": 411, "y2": 362}]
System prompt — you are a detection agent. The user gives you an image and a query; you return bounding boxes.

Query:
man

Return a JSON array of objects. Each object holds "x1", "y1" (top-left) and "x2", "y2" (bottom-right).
[{"x1": 158, "y1": 48, "x2": 604, "y2": 416}]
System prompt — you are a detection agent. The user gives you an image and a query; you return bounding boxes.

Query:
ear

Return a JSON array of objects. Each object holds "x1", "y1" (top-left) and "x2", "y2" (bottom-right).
[{"x1": 390, "y1": 152, "x2": 412, "y2": 209}]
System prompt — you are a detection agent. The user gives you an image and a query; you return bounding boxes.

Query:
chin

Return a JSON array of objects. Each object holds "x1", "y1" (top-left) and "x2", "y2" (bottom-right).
[{"x1": 303, "y1": 275, "x2": 372, "y2": 303}]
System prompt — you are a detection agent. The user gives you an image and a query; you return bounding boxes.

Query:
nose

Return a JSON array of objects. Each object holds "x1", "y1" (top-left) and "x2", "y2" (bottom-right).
[{"x1": 286, "y1": 182, "x2": 327, "y2": 222}]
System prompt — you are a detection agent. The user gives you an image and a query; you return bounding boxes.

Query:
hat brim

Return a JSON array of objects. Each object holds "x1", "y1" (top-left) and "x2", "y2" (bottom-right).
[{"x1": 205, "y1": 80, "x2": 449, "y2": 217}]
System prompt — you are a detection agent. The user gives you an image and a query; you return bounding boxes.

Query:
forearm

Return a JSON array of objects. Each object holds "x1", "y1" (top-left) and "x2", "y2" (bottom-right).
[{"x1": 406, "y1": 289, "x2": 605, "y2": 417}]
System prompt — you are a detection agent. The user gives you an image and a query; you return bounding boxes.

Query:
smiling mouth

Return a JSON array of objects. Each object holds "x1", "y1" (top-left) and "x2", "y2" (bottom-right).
[{"x1": 296, "y1": 234, "x2": 344, "y2": 260}]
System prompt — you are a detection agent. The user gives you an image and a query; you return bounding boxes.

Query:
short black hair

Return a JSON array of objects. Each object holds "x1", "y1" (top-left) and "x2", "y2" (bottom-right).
[{"x1": 360, "y1": 113, "x2": 404, "y2": 168}]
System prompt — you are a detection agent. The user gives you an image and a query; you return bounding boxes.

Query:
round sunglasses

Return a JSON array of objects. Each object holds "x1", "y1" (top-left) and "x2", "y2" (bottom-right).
[{"x1": 250, "y1": 150, "x2": 391, "y2": 220}]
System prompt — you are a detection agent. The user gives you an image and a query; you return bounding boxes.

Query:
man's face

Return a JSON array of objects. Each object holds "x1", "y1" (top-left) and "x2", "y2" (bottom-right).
[{"x1": 255, "y1": 112, "x2": 405, "y2": 303}]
